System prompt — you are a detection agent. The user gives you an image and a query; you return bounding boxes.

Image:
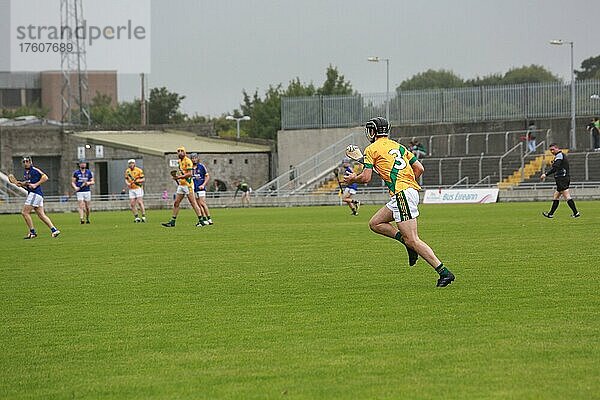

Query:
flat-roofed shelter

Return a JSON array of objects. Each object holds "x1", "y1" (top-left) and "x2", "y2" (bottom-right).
[{"x1": 70, "y1": 130, "x2": 272, "y2": 195}]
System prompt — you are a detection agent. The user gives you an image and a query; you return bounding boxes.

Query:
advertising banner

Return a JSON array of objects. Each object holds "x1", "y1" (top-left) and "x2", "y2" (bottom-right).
[{"x1": 423, "y1": 188, "x2": 499, "y2": 204}]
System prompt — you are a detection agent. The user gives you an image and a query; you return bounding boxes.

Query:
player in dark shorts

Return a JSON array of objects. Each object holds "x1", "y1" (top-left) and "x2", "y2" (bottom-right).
[{"x1": 540, "y1": 143, "x2": 580, "y2": 218}]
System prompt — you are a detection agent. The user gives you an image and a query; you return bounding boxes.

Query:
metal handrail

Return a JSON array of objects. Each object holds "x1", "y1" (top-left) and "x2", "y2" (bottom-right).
[
  {"x1": 449, "y1": 176, "x2": 469, "y2": 189},
  {"x1": 584, "y1": 152, "x2": 591, "y2": 180},
  {"x1": 523, "y1": 130, "x2": 551, "y2": 157},
  {"x1": 499, "y1": 142, "x2": 523, "y2": 182},
  {"x1": 471, "y1": 175, "x2": 492, "y2": 188},
  {"x1": 255, "y1": 130, "x2": 363, "y2": 193},
  {"x1": 397, "y1": 128, "x2": 550, "y2": 157},
  {"x1": 3, "y1": 181, "x2": 600, "y2": 206}
]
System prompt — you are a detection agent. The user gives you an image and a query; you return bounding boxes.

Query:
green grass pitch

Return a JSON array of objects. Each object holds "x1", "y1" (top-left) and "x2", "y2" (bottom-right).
[{"x1": 1, "y1": 202, "x2": 598, "y2": 399}]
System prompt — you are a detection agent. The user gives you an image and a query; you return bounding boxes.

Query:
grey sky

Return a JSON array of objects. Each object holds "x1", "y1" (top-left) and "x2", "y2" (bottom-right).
[{"x1": 3, "y1": 0, "x2": 599, "y2": 116}]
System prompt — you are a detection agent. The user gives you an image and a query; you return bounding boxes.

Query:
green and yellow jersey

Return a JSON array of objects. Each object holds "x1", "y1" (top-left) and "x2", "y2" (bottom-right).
[
  {"x1": 178, "y1": 156, "x2": 194, "y2": 187},
  {"x1": 363, "y1": 137, "x2": 421, "y2": 195},
  {"x1": 125, "y1": 166, "x2": 144, "y2": 189}
]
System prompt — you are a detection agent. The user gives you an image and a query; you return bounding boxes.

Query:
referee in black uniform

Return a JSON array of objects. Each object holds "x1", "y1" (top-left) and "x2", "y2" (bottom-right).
[{"x1": 540, "y1": 143, "x2": 580, "y2": 218}]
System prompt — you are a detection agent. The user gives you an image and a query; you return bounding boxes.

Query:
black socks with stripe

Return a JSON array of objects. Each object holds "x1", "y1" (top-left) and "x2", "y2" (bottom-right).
[{"x1": 435, "y1": 263, "x2": 450, "y2": 277}]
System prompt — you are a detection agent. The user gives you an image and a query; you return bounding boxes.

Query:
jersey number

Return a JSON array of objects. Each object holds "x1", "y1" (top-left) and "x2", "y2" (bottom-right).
[{"x1": 389, "y1": 149, "x2": 407, "y2": 170}]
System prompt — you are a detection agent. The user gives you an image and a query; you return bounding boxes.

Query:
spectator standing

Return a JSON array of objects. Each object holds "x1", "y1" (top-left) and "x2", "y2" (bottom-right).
[
  {"x1": 526, "y1": 121, "x2": 537, "y2": 153},
  {"x1": 587, "y1": 117, "x2": 600, "y2": 150},
  {"x1": 411, "y1": 139, "x2": 427, "y2": 159}
]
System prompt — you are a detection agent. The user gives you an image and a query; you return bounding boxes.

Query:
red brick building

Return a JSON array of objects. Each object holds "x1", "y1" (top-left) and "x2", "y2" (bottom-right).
[{"x1": 0, "y1": 71, "x2": 117, "y2": 121}]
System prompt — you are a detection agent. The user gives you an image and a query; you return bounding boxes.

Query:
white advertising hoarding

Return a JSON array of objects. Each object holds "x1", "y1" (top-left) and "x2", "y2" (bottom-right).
[{"x1": 423, "y1": 188, "x2": 499, "y2": 204}]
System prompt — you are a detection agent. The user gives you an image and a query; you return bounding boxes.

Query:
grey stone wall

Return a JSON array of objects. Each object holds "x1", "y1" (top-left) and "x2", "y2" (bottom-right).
[
  {"x1": 1, "y1": 126, "x2": 271, "y2": 196},
  {"x1": 277, "y1": 126, "x2": 366, "y2": 174},
  {"x1": 0, "y1": 126, "x2": 67, "y2": 195},
  {"x1": 168, "y1": 152, "x2": 270, "y2": 192}
]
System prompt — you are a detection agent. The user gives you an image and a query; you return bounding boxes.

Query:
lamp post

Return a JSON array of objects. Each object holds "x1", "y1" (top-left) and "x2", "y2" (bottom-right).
[
  {"x1": 225, "y1": 115, "x2": 251, "y2": 140},
  {"x1": 368, "y1": 56, "x2": 390, "y2": 122},
  {"x1": 550, "y1": 39, "x2": 576, "y2": 150}
]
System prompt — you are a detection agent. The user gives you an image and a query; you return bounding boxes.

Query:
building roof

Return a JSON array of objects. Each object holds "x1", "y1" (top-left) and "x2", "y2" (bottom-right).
[{"x1": 72, "y1": 130, "x2": 271, "y2": 156}]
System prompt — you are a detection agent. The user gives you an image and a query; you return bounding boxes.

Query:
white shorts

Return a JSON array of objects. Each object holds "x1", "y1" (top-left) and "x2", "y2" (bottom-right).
[
  {"x1": 76, "y1": 191, "x2": 92, "y2": 202},
  {"x1": 129, "y1": 188, "x2": 144, "y2": 199},
  {"x1": 343, "y1": 187, "x2": 357, "y2": 196},
  {"x1": 194, "y1": 190, "x2": 206, "y2": 198},
  {"x1": 24, "y1": 192, "x2": 44, "y2": 207},
  {"x1": 386, "y1": 188, "x2": 420, "y2": 222},
  {"x1": 176, "y1": 185, "x2": 191, "y2": 195}
]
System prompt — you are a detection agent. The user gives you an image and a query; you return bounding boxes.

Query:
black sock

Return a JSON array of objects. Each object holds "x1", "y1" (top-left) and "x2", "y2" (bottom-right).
[
  {"x1": 566, "y1": 199, "x2": 578, "y2": 214},
  {"x1": 435, "y1": 263, "x2": 450, "y2": 276},
  {"x1": 394, "y1": 231, "x2": 405, "y2": 244},
  {"x1": 549, "y1": 200, "x2": 559, "y2": 215},
  {"x1": 134, "y1": 214, "x2": 138, "y2": 218}
]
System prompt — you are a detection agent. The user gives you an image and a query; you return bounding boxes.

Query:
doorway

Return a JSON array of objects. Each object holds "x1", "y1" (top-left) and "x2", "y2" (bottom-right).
[{"x1": 95, "y1": 161, "x2": 108, "y2": 198}]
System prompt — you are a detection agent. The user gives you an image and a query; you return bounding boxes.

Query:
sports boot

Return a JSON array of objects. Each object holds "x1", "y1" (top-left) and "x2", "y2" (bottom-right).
[{"x1": 436, "y1": 271, "x2": 455, "y2": 287}]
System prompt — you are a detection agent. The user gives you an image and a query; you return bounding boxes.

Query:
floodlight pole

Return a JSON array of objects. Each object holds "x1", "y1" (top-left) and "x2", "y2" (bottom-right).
[
  {"x1": 550, "y1": 39, "x2": 576, "y2": 150},
  {"x1": 569, "y1": 41, "x2": 575, "y2": 150},
  {"x1": 368, "y1": 56, "x2": 390, "y2": 122},
  {"x1": 226, "y1": 115, "x2": 251, "y2": 140}
]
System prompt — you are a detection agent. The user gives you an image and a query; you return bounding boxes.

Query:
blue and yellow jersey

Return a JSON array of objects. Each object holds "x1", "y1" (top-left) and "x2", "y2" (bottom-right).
[
  {"x1": 125, "y1": 166, "x2": 144, "y2": 189},
  {"x1": 178, "y1": 156, "x2": 194, "y2": 187},
  {"x1": 363, "y1": 137, "x2": 421, "y2": 195}
]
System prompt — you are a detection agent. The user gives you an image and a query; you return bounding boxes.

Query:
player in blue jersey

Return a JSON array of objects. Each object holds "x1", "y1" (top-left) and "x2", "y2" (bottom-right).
[
  {"x1": 341, "y1": 159, "x2": 361, "y2": 215},
  {"x1": 191, "y1": 153, "x2": 213, "y2": 225},
  {"x1": 16, "y1": 156, "x2": 60, "y2": 239},
  {"x1": 71, "y1": 160, "x2": 95, "y2": 224}
]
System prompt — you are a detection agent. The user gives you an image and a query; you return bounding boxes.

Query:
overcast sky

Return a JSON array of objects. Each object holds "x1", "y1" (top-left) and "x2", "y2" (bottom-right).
[{"x1": 3, "y1": 0, "x2": 600, "y2": 116}]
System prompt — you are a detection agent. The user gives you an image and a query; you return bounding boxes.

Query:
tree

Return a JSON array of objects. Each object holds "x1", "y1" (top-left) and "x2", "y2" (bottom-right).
[
  {"x1": 89, "y1": 93, "x2": 141, "y2": 126},
  {"x1": 575, "y1": 55, "x2": 600, "y2": 80},
  {"x1": 502, "y1": 65, "x2": 560, "y2": 85},
  {"x1": 240, "y1": 85, "x2": 283, "y2": 140},
  {"x1": 235, "y1": 65, "x2": 355, "y2": 140},
  {"x1": 116, "y1": 100, "x2": 142, "y2": 125},
  {"x1": 148, "y1": 87, "x2": 186, "y2": 124},
  {"x1": 90, "y1": 93, "x2": 118, "y2": 125},
  {"x1": 286, "y1": 78, "x2": 317, "y2": 97},
  {"x1": 465, "y1": 73, "x2": 504, "y2": 87},
  {"x1": 397, "y1": 69, "x2": 465, "y2": 91},
  {"x1": 317, "y1": 65, "x2": 354, "y2": 95}
]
